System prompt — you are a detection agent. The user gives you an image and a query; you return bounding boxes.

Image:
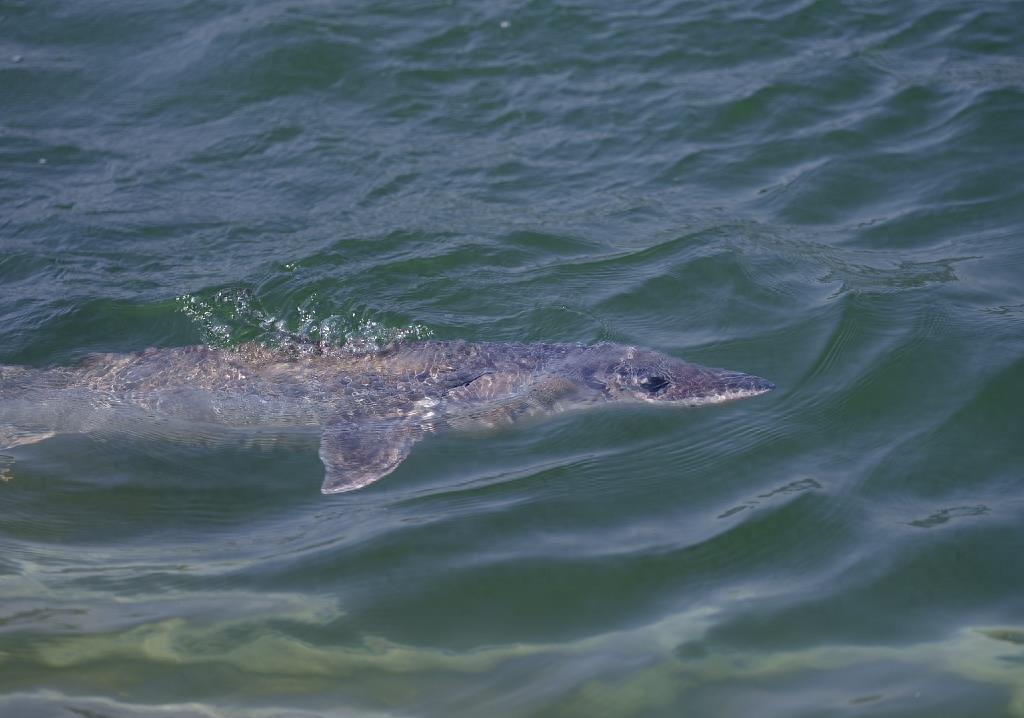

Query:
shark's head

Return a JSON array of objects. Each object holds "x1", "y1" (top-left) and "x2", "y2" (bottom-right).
[{"x1": 578, "y1": 344, "x2": 774, "y2": 407}]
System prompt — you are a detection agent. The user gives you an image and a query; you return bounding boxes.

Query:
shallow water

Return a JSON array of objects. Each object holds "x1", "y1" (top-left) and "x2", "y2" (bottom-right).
[{"x1": 2, "y1": 0, "x2": 1023, "y2": 715}]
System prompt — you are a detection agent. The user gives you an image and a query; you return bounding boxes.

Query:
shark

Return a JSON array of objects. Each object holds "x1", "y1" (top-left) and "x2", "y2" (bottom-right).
[{"x1": 0, "y1": 340, "x2": 774, "y2": 494}]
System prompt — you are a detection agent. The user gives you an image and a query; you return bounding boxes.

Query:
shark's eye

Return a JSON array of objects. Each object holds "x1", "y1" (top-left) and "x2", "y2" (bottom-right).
[{"x1": 639, "y1": 376, "x2": 669, "y2": 393}]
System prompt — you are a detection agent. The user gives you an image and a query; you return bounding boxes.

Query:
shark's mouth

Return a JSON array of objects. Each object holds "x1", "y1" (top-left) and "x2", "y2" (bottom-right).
[{"x1": 676, "y1": 383, "x2": 775, "y2": 406}]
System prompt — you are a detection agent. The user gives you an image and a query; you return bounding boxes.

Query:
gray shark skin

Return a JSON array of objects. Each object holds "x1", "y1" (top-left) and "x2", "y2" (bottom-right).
[{"x1": 0, "y1": 341, "x2": 774, "y2": 494}]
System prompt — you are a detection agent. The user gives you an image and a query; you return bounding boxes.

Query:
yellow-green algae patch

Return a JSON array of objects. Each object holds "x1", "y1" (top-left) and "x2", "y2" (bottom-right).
[{"x1": 20, "y1": 595, "x2": 1024, "y2": 715}]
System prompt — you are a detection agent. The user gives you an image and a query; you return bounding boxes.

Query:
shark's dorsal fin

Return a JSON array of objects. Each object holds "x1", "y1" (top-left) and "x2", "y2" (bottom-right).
[{"x1": 319, "y1": 418, "x2": 421, "y2": 494}]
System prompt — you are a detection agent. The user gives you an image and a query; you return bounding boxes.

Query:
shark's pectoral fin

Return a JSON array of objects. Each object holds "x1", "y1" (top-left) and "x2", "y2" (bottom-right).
[
  {"x1": 0, "y1": 425, "x2": 57, "y2": 451},
  {"x1": 318, "y1": 419, "x2": 421, "y2": 495}
]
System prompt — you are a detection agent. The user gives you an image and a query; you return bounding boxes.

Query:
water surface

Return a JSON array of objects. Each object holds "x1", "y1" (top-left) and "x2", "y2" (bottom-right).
[{"x1": 2, "y1": 0, "x2": 1023, "y2": 715}]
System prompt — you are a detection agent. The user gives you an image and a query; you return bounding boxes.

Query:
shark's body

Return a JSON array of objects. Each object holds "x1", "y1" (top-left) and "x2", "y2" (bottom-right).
[{"x1": 0, "y1": 340, "x2": 773, "y2": 493}]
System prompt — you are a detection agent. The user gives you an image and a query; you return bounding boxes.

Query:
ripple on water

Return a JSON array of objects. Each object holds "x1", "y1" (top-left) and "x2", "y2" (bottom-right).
[{"x1": 2, "y1": 0, "x2": 1024, "y2": 714}]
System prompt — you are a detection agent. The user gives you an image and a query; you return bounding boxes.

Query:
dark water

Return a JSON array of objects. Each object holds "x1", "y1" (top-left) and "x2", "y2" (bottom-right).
[{"x1": 2, "y1": 0, "x2": 1024, "y2": 715}]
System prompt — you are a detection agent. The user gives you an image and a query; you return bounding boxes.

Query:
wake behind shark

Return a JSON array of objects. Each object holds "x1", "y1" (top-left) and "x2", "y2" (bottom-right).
[{"x1": 0, "y1": 340, "x2": 774, "y2": 494}]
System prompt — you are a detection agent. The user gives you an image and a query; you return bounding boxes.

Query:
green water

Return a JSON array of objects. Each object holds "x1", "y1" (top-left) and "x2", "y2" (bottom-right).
[{"x1": 2, "y1": 0, "x2": 1023, "y2": 715}]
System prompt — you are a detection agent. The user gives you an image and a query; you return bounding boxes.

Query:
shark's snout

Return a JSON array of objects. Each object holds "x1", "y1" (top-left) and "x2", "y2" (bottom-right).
[
  {"x1": 655, "y1": 367, "x2": 775, "y2": 406},
  {"x1": 713, "y1": 371, "x2": 775, "y2": 395}
]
